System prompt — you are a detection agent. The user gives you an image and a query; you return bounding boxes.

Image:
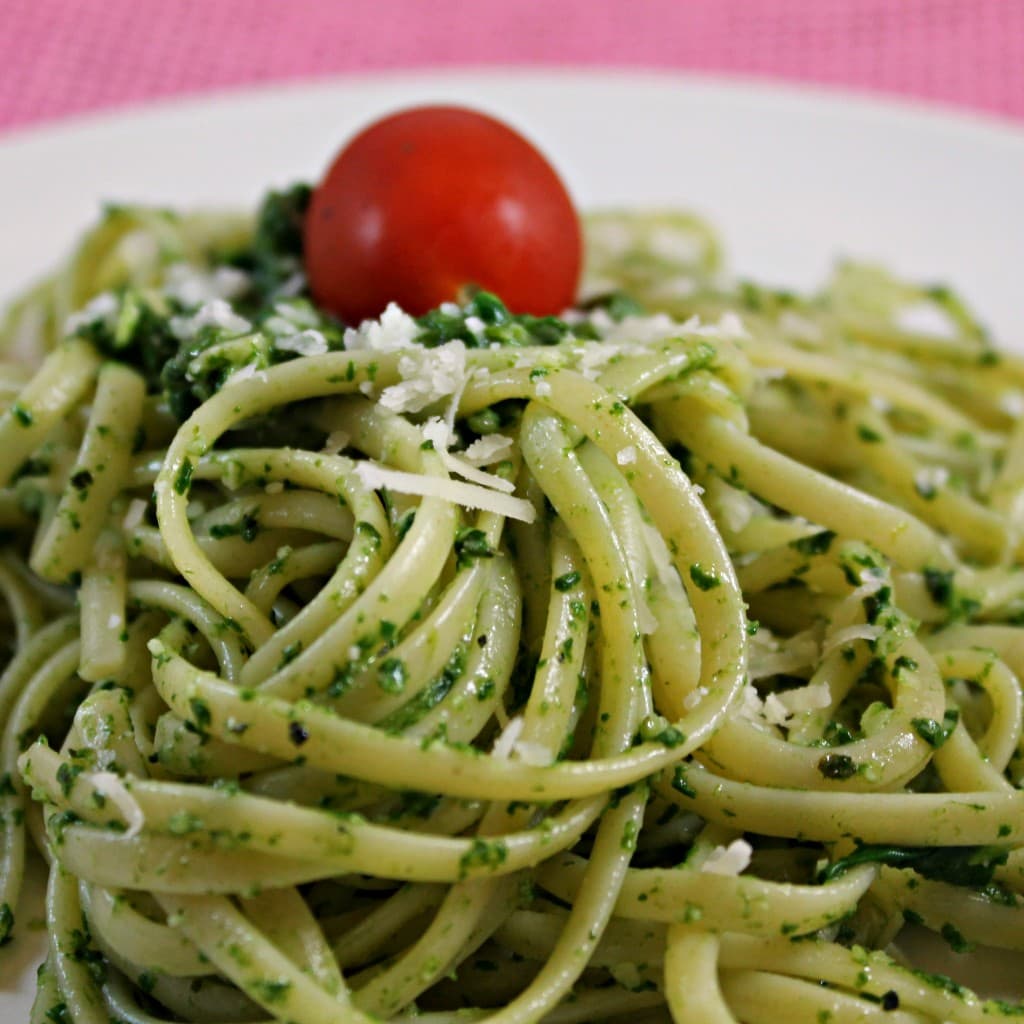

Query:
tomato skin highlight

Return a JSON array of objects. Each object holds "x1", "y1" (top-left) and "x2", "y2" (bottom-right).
[{"x1": 304, "y1": 105, "x2": 582, "y2": 324}]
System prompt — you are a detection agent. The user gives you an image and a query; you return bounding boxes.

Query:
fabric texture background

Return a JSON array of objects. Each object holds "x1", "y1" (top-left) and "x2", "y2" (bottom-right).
[{"x1": 1, "y1": 0, "x2": 1022, "y2": 134}]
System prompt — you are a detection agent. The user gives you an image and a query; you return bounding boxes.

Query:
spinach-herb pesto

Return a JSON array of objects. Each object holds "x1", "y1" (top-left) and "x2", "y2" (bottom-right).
[{"x1": 1, "y1": 185, "x2": 1021, "y2": 1024}]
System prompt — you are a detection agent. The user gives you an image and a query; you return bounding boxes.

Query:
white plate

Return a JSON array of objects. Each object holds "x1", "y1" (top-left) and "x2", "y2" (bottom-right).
[{"x1": 1, "y1": 70, "x2": 1023, "y2": 1017}]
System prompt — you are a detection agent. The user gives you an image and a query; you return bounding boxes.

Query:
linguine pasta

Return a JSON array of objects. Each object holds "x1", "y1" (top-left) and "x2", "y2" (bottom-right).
[{"x1": 0, "y1": 191, "x2": 1022, "y2": 1023}]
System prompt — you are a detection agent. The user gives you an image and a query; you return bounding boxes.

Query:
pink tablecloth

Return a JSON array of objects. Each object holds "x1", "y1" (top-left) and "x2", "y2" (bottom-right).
[{"x1": 2, "y1": 0, "x2": 1023, "y2": 134}]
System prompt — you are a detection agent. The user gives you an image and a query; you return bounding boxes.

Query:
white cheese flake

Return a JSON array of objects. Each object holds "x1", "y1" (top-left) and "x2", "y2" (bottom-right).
[
  {"x1": 322, "y1": 430, "x2": 350, "y2": 456},
  {"x1": 913, "y1": 465, "x2": 949, "y2": 496},
  {"x1": 737, "y1": 683, "x2": 766, "y2": 722},
  {"x1": 274, "y1": 329, "x2": 328, "y2": 357},
  {"x1": 440, "y1": 451, "x2": 516, "y2": 494},
  {"x1": 715, "y1": 482, "x2": 756, "y2": 533},
  {"x1": 65, "y1": 292, "x2": 118, "y2": 334},
  {"x1": 463, "y1": 434, "x2": 514, "y2": 466},
  {"x1": 379, "y1": 340, "x2": 467, "y2": 414},
  {"x1": 343, "y1": 302, "x2": 419, "y2": 351},
  {"x1": 492, "y1": 716, "x2": 524, "y2": 759},
  {"x1": 576, "y1": 340, "x2": 626, "y2": 380},
  {"x1": 514, "y1": 740, "x2": 552, "y2": 766},
  {"x1": 222, "y1": 363, "x2": 265, "y2": 389},
  {"x1": 778, "y1": 681, "x2": 834, "y2": 714},
  {"x1": 762, "y1": 693, "x2": 791, "y2": 726},
  {"x1": 164, "y1": 263, "x2": 250, "y2": 308},
  {"x1": 822, "y1": 624, "x2": 883, "y2": 657},
  {"x1": 896, "y1": 302, "x2": 957, "y2": 339},
  {"x1": 170, "y1": 299, "x2": 251, "y2": 340},
  {"x1": 748, "y1": 626, "x2": 820, "y2": 681},
  {"x1": 616, "y1": 446, "x2": 637, "y2": 467},
  {"x1": 464, "y1": 315, "x2": 486, "y2": 341},
  {"x1": 354, "y1": 462, "x2": 536, "y2": 523},
  {"x1": 421, "y1": 417, "x2": 453, "y2": 452},
  {"x1": 701, "y1": 839, "x2": 753, "y2": 876},
  {"x1": 273, "y1": 301, "x2": 319, "y2": 328}
]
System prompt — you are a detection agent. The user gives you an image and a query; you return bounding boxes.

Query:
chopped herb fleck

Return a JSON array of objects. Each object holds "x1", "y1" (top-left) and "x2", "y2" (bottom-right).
[
  {"x1": 688, "y1": 564, "x2": 720, "y2": 591},
  {"x1": 817, "y1": 753, "x2": 857, "y2": 780}
]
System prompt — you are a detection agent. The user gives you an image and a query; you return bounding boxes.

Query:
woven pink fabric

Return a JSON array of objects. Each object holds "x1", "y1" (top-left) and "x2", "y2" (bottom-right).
[{"x1": 1, "y1": 0, "x2": 1022, "y2": 133}]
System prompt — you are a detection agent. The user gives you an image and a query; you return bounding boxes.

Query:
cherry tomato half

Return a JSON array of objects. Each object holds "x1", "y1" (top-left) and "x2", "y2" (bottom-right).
[{"x1": 304, "y1": 105, "x2": 582, "y2": 324}]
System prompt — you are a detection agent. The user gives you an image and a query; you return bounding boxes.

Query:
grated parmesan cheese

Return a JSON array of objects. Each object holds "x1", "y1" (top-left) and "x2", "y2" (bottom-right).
[
  {"x1": 164, "y1": 263, "x2": 250, "y2": 308},
  {"x1": 322, "y1": 430, "x2": 350, "y2": 456},
  {"x1": 514, "y1": 740, "x2": 552, "y2": 766},
  {"x1": 343, "y1": 302, "x2": 419, "y2": 352},
  {"x1": 222, "y1": 363, "x2": 267, "y2": 389},
  {"x1": 440, "y1": 452, "x2": 516, "y2": 494},
  {"x1": 274, "y1": 329, "x2": 328, "y2": 357},
  {"x1": 273, "y1": 301, "x2": 319, "y2": 328},
  {"x1": 616, "y1": 446, "x2": 637, "y2": 467},
  {"x1": 778, "y1": 681, "x2": 833, "y2": 714},
  {"x1": 715, "y1": 482, "x2": 756, "y2": 533},
  {"x1": 421, "y1": 417, "x2": 453, "y2": 451},
  {"x1": 379, "y1": 340, "x2": 467, "y2": 414},
  {"x1": 821, "y1": 624, "x2": 883, "y2": 657},
  {"x1": 463, "y1": 434, "x2": 514, "y2": 466},
  {"x1": 170, "y1": 300, "x2": 251, "y2": 341},
  {"x1": 737, "y1": 684, "x2": 766, "y2": 723},
  {"x1": 65, "y1": 292, "x2": 118, "y2": 334},
  {"x1": 762, "y1": 693, "x2": 791, "y2": 726},
  {"x1": 913, "y1": 465, "x2": 949, "y2": 496},
  {"x1": 576, "y1": 340, "x2": 627, "y2": 380},
  {"x1": 492, "y1": 716, "x2": 524, "y2": 759},
  {"x1": 748, "y1": 626, "x2": 820, "y2": 681},
  {"x1": 463, "y1": 315, "x2": 486, "y2": 341},
  {"x1": 895, "y1": 302, "x2": 957, "y2": 340},
  {"x1": 703, "y1": 312, "x2": 749, "y2": 341},
  {"x1": 701, "y1": 839, "x2": 753, "y2": 876},
  {"x1": 354, "y1": 462, "x2": 536, "y2": 523}
]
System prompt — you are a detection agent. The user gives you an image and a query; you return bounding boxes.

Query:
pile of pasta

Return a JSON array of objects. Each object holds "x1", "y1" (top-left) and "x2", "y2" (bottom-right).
[{"x1": 0, "y1": 195, "x2": 1023, "y2": 1024}]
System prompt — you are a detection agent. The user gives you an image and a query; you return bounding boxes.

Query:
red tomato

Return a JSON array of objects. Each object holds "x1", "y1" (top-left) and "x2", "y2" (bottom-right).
[{"x1": 304, "y1": 106, "x2": 582, "y2": 324}]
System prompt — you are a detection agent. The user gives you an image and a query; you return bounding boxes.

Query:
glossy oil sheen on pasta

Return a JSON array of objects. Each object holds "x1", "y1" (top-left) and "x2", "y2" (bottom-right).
[{"x1": 0, "y1": 189, "x2": 1022, "y2": 1024}]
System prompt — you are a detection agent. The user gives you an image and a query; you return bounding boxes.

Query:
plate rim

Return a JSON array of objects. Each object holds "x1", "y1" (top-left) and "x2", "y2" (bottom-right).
[{"x1": 1, "y1": 65, "x2": 1022, "y2": 154}]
